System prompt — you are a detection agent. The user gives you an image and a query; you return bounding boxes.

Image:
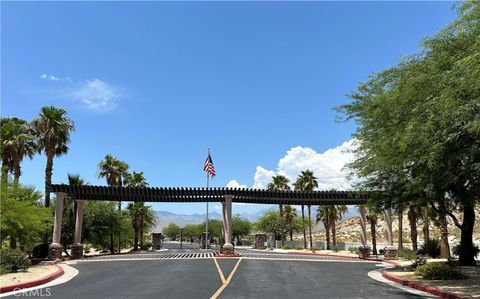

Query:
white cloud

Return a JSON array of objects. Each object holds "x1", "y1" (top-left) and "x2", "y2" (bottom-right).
[
  {"x1": 226, "y1": 180, "x2": 247, "y2": 189},
  {"x1": 72, "y1": 79, "x2": 120, "y2": 112},
  {"x1": 40, "y1": 74, "x2": 71, "y2": 82},
  {"x1": 227, "y1": 139, "x2": 358, "y2": 191}
]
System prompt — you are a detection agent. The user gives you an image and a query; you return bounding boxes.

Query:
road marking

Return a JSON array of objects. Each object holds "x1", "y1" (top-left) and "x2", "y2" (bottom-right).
[
  {"x1": 212, "y1": 257, "x2": 226, "y2": 283},
  {"x1": 210, "y1": 258, "x2": 242, "y2": 299}
]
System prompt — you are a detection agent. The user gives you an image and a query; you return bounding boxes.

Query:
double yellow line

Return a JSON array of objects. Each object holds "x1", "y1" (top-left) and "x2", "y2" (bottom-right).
[{"x1": 211, "y1": 257, "x2": 242, "y2": 299}]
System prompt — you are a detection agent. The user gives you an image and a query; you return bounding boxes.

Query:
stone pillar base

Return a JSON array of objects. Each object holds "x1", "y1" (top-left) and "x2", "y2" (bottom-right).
[
  {"x1": 384, "y1": 246, "x2": 398, "y2": 260},
  {"x1": 358, "y1": 246, "x2": 371, "y2": 258},
  {"x1": 70, "y1": 244, "x2": 84, "y2": 259},
  {"x1": 48, "y1": 243, "x2": 62, "y2": 261},
  {"x1": 221, "y1": 243, "x2": 234, "y2": 255}
]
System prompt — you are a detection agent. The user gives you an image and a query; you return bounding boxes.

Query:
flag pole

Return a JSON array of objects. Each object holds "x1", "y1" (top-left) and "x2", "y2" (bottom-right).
[
  {"x1": 205, "y1": 148, "x2": 210, "y2": 249},
  {"x1": 205, "y1": 171, "x2": 209, "y2": 249}
]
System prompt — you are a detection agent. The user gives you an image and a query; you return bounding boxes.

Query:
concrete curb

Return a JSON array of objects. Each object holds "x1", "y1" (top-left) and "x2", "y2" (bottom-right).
[
  {"x1": 382, "y1": 270, "x2": 465, "y2": 299},
  {"x1": 287, "y1": 251, "x2": 402, "y2": 266},
  {"x1": 0, "y1": 264, "x2": 64, "y2": 294}
]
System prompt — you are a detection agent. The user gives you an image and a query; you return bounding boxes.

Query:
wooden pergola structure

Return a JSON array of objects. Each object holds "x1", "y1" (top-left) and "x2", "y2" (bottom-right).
[{"x1": 48, "y1": 184, "x2": 394, "y2": 258}]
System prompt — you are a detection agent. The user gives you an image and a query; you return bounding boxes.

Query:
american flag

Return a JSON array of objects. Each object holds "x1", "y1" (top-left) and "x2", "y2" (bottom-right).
[{"x1": 203, "y1": 153, "x2": 216, "y2": 177}]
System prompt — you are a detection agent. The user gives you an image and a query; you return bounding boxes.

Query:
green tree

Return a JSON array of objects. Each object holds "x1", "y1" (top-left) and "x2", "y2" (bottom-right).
[
  {"x1": 255, "y1": 211, "x2": 285, "y2": 241},
  {"x1": 0, "y1": 118, "x2": 36, "y2": 191},
  {"x1": 125, "y1": 171, "x2": 148, "y2": 251},
  {"x1": 0, "y1": 183, "x2": 51, "y2": 251},
  {"x1": 163, "y1": 223, "x2": 181, "y2": 241},
  {"x1": 32, "y1": 106, "x2": 74, "y2": 208},
  {"x1": 97, "y1": 154, "x2": 129, "y2": 252},
  {"x1": 316, "y1": 206, "x2": 331, "y2": 250},
  {"x1": 337, "y1": 2, "x2": 480, "y2": 265},
  {"x1": 294, "y1": 170, "x2": 318, "y2": 248},
  {"x1": 267, "y1": 175, "x2": 290, "y2": 245},
  {"x1": 232, "y1": 215, "x2": 252, "y2": 245},
  {"x1": 283, "y1": 205, "x2": 297, "y2": 241},
  {"x1": 82, "y1": 201, "x2": 120, "y2": 253}
]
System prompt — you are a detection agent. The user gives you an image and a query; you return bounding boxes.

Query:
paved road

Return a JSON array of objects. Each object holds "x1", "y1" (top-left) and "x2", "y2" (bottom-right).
[{"x1": 7, "y1": 247, "x2": 426, "y2": 299}]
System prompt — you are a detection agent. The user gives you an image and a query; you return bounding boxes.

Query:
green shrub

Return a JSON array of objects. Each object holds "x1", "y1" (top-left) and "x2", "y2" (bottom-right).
[
  {"x1": 348, "y1": 246, "x2": 359, "y2": 254},
  {"x1": 418, "y1": 238, "x2": 440, "y2": 258},
  {"x1": 397, "y1": 248, "x2": 416, "y2": 260},
  {"x1": 294, "y1": 246, "x2": 304, "y2": 250},
  {"x1": 452, "y1": 244, "x2": 479, "y2": 258},
  {"x1": 84, "y1": 244, "x2": 92, "y2": 254},
  {"x1": 0, "y1": 251, "x2": 31, "y2": 273},
  {"x1": 332, "y1": 246, "x2": 341, "y2": 252},
  {"x1": 282, "y1": 245, "x2": 293, "y2": 250},
  {"x1": 415, "y1": 262, "x2": 466, "y2": 280},
  {"x1": 311, "y1": 247, "x2": 320, "y2": 253}
]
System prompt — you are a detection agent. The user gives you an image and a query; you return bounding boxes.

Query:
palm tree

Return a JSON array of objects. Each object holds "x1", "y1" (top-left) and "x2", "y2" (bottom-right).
[
  {"x1": 267, "y1": 175, "x2": 290, "y2": 245},
  {"x1": 294, "y1": 170, "x2": 318, "y2": 249},
  {"x1": 32, "y1": 106, "x2": 74, "y2": 207},
  {"x1": 329, "y1": 205, "x2": 347, "y2": 247},
  {"x1": 316, "y1": 206, "x2": 331, "y2": 250},
  {"x1": 283, "y1": 205, "x2": 297, "y2": 241},
  {"x1": 0, "y1": 118, "x2": 36, "y2": 190},
  {"x1": 366, "y1": 208, "x2": 379, "y2": 255},
  {"x1": 139, "y1": 205, "x2": 156, "y2": 249},
  {"x1": 125, "y1": 171, "x2": 148, "y2": 251},
  {"x1": 97, "y1": 154, "x2": 129, "y2": 253}
]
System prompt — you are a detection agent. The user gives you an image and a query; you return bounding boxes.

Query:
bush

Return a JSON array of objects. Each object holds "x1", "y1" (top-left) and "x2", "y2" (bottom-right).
[
  {"x1": 282, "y1": 245, "x2": 293, "y2": 250},
  {"x1": 397, "y1": 248, "x2": 416, "y2": 260},
  {"x1": 413, "y1": 255, "x2": 427, "y2": 269},
  {"x1": 1, "y1": 251, "x2": 31, "y2": 273},
  {"x1": 311, "y1": 247, "x2": 320, "y2": 253},
  {"x1": 418, "y1": 238, "x2": 440, "y2": 258},
  {"x1": 31, "y1": 243, "x2": 49, "y2": 259},
  {"x1": 84, "y1": 244, "x2": 92, "y2": 254},
  {"x1": 415, "y1": 262, "x2": 466, "y2": 280},
  {"x1": 348, "y1": 247, "x2": 359, "y2": 254},
  {"x1": 332, "y1": 246, "x2": 341, "y2": 252},
  {"x1": 452, "y1": 244, "x2": 479, "y2": 258},
  {"x1": 294, "y1": 246, "x2": 304, "y2": 250}
]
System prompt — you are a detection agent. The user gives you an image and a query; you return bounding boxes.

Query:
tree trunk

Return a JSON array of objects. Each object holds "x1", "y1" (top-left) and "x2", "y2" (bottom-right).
[
  {"x1": 407, "y1": 206, "x2": 418, "y2": 252},
  {"x1": 289, "y1": 224, "x2": 293, "y2": 242},
  {"x1": 324, "y1": 220, "x2": 331, "y2": 250},
  {"x1": 308, "y1": 205, "x2": 313, "y2": 249},
  {"x1": 110, "y1": 222, "x2": 114, "y2": 254},
  {"x1": 118, "y1": 201, "x2": 122, "y2": 254},
  {"x1": 44, "y1": 154, "x2": 54, "y2": 207},
  {"x1": 1, "y1": 160, "x2": 8, "y2": 188},
  {"x1": 9, "y1": 237, "x2": 17, "y2": 250},
  {"x1": 301, "y1": 204, "x2": 306, "y2": 249},
  {"x1": 279, "y1": 204, "x2": 284, "y2": 246},
  {"x1": 331, "y1": 216, "x2": 337, "y2": 247},
  {"x1": 133, "y1": 227, "x2": 139, "y2": 251},
  {"x1": 13, "y1": 162, "x2": 21, "y2": 191},
  {"x1": 439, "y1": 213, "x2": 450, "y2": 259},
  {"x1": 140, "y1": 222, "x2": 144, "y2": 249},
  {"x1": 398, "y1": 210, "x2": 403, "y2": 249},
  {"x1": 369, "y1": 217, "x2": 377, "y2": 255},
  {"x1": 423, "y1": 207, "x2": 430, "y2": 242},
  {"x1": 458, "y1": 204, "x2": 475, "y2": 266}
]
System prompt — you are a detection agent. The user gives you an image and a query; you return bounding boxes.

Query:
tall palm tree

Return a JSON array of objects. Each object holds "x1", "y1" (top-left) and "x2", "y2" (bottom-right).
[
  {"x1": 0, "y1": 118, "x2": 36, "y2": 190},
  {"x1": 316, "y1": 206, "x2": 331, "y2": 250},
  {"x1": 97, "y1": 154, "x2": 129, "y2": 253},
  {"x1": 407, "y1": 205, "x2": 418, "y2": 251},
  {"x1": 32, "y1": 106, "x2": 74, "y2": 207},
  {"x1": 125, "y1": 171, "x2": 148, "y2": 251},
  {"x1": 283, "y1": 205, "x2": 297, "y2": 241},
  {"x1": 329, "y1": 204, "x2": 347, "y2": 247},
  {"x1": 139, "y1": 205, "x2": 156, "y2": 249},
  {"x1": 267, "y1": 175, "x2": 290, "y2": 245},
  {"x1": 294, "y1": 170, "x2": 318, "y2": 249},
  {"x1": 366, "y1": 208, "x2": 379, "y2": 255}
]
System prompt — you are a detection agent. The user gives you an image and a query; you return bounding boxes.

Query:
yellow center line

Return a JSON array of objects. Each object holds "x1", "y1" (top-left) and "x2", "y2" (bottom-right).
[
  {"x1": 213, "y1": 257, "x2": 226, "y2": 283},
  {"x1": 210, "y1": 258, "x2": 243, "y2": 299}
]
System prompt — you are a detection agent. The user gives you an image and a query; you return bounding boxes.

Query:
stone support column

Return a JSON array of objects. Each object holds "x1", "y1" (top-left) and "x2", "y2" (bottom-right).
[
  {"x1": 358, "y1": 205, "x2": 370, "y2": 258},
  {"x1": 71, "y1": 200, "x2": 85, "y2": 259},
  {"x1": 49, "y1": 192, "x2": 65, "y2": 260},
  {"x1": 383, "y1": 208, "x2": 397, "y2": 260},
  {"x1": 222, "y1": 195, "x2": 234, "y2": 254}
]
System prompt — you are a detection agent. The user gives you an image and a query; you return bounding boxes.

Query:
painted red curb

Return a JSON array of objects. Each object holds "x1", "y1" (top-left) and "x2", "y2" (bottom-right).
[
  {"x1": 0, "y1": 264, "x2": 64, "y2": 294},
  {"x1": 382, "y1": 270, "x2": 465, "y2": 299}
]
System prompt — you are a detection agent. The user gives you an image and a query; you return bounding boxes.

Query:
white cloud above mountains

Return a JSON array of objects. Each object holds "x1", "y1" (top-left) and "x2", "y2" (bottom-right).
[{"x1": 227, "y1": 139, "x2": 358, "y2": 191}]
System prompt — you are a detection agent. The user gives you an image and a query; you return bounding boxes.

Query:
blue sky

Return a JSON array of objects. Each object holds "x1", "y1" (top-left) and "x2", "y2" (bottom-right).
[{"x1": 2, "y1": 1, "x2": 456, "y2": 215}]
